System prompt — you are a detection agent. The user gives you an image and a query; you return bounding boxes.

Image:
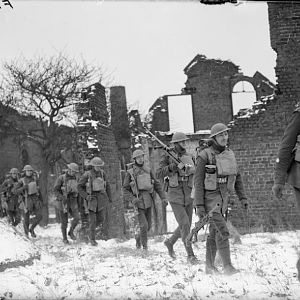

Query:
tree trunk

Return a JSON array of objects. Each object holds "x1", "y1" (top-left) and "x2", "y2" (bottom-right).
[{"x1": 39, "y1": 160, "x2": 50, "y2": 226}]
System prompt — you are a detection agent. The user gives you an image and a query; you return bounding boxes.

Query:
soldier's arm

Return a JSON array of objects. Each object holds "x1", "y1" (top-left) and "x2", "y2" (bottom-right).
[
  {"x1": 103, "y1": 172, "x2": 112, "y2": 202},
  {"x1": 12, "y1": 179, "x2": 26, "y2": 195},
  {"x1": 0, "y1": 180, "x2": 9, "y2": 193},
  {"x1": 275, "y1": 111, "x2": 300, "y2": 184},
  {"x1": 122, "y1": 171, "x2": 135, "y2": 202},
  {"x1": 53, "y1": 176, "x2": 64, "y2": 200},
  {"x1": 151, "y1": 170, "x2": 166, "y2": 200},
  {"x1": 193, "y1": 154, "x2": 207, "y2": 207},
  {"x1": 156, "y1": 154, "x2": 176, "y2": 179},
  {"x1": 234, "y1": 172, "x2": 247, "y2": 201},
  {"x1": 77, "y1": 172, "x2": 89, "y2": 199}
]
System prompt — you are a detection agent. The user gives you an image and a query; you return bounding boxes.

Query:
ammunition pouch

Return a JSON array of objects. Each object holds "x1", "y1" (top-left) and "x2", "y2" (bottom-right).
[
  {"x1": 169, "y1": 173, "x2": 179, "y2": 188},
  {"x1": 215, "y1": 149, "x2": 237, "y2": 176},
  {"x1": 136, "y1": 173, "x2": 153, "y2": 191},
  {"x1": 27, "y1": 181, "x2": 38, "y2": 195},
  {"x1": 204, "y1": 165, "x2": 217, "y2": 191},
  {"x1": 92, "y1": 177, "x2": 105, "y2": 192},
  {"x1": 66, "y1": 179, "x2": 78, "y2": 194}
]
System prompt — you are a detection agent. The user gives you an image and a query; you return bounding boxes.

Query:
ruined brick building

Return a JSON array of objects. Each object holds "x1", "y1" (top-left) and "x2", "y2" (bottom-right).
[{"x1": 148, "y1": 2, "x2": 300, "y2": 231}]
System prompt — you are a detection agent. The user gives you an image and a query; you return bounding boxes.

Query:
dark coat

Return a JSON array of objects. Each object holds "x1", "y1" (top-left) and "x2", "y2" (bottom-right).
[
  {"x1": 193, "y1": 144, "x2": 247, "y2": 215},
  {"x1": 77, "y1": 169, "x2": 112, "y2": 212},
  {"x1": 275, "y1": 107, "x2": 300, "y2": 188},
  {"x1": 123, "y1": 164, "x2": 165, "y2": 209}
]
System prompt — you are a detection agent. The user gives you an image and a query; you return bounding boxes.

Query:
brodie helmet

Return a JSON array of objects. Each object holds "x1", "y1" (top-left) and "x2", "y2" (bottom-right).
[
  {"x1": 89, "y1": 157, "x2": 104, "y2": 167},
  {"x1": 67, "y1": 163, "x2": 79, "y2": 173},
  {"x1": 171, "y1": 132, "x2": 189, "y2": 143},
  {"x1": 209, "y1": 123, "x2": 230, "y2": 138},
  {"x1": 9, "y1": 168, "x2": 19, "y2": 174},
  {"x1": 22, "y1": 165, "x2": 34, "y2": 172},
  {"x1": 132, "y1": 149, "x2": 145, "y2": 159}
]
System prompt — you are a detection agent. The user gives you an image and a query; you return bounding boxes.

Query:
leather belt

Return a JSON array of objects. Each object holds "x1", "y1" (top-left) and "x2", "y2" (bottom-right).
[{"x1": 178, "y1": 176, "x2": 189, "y2": 182}]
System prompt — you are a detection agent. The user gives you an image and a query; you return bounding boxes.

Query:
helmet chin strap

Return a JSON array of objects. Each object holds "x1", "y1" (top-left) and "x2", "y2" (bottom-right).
[{"x1": 135, "y1": 160, "x2": 144, "y2": 167}]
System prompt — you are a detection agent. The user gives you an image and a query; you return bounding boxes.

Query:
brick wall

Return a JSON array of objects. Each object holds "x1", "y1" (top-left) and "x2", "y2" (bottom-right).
[
  {"x1": 185, "y1": 56, "x2": 239, "y2": 131},
  {"x1": 110, "y1": 86, "x2": 132, "y2": 167}
]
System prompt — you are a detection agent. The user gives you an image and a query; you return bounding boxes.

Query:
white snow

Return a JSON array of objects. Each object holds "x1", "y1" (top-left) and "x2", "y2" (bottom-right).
[{"x1": 0, "y1": 215, "x2": 300, "y2": 299}]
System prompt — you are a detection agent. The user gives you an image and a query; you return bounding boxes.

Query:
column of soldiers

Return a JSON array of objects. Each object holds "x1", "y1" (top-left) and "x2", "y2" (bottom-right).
[
  {"x1": 123, "y1": 125, "x2": 248, "y2": 274},
  {"x1": 0, "y1": 156, "x2": 112, "y2": 246},
  {"x1": 0, "y1": 106, "x2": 299, "y2": 277}
]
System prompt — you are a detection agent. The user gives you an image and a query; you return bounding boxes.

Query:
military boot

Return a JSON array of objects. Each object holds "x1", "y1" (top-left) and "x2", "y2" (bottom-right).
[
  {"x1": 62, "y1": 228, "x2": 69, "y2": 244},
  {"x1": 90, "y1": 239, "x2": 98, "y2": 246},
  {"x1": 185, "y1": 243, "x2": 199, "y2": 265},
  {"x1": 296, "y1": 257, "x2": 300, "y2": 282},
  {"x1": 29, "y1": 227, "x2": 37, "y2": 238},
  {"x1": 219, "y1": 246, "x2": 239, "y2": 275},
  {"x1": 164, "y1": 238, "x2": 176, "y2": 259},
  {"x1": 68, "y1": 230, "x2": 76, "y2": 241},
  {"x1": 135, "y1": 234, "x2": 141, "y2": 249},
  {"x1": 205, "y1": 239, "x2": 220, "y2": 274}
]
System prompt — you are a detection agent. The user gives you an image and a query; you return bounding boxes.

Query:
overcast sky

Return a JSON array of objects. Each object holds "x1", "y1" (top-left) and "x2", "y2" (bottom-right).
[{"x1": 0, "y1": 0, "x2": 276, "y2": 118}]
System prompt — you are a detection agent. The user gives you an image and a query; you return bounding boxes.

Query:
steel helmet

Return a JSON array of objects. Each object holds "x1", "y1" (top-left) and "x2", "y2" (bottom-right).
[
  {"x1": 9, "y1": 168, "x2": 19, "y2": 174},
  {"x1": 67, "y1": 163, "x2": 79, "y2": 173},
  {"x1": 89, "y1": 157, "x2": 104, "y2": 167},
  {"x1": 22, "y1": 165, "x2": 34, "y2": 172},
  {"x1": 132, "y1": 149, "x2": 145, "y2": 159},
  {"x1": 171, "y1": 132, "x2": 189, "y2": 143},
  {"x1": 209, "y1": 123, "x2": 230, "y2": 138}
]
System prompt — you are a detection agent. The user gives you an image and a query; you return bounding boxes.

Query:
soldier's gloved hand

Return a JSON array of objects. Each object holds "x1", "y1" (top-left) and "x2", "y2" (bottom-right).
[
  {"x1": 168, "y1": 163, "x2": 178, "y2": 172},
  {"x1": 161, "y1": 198, "x2": 168, "y2": 206},
  {"x1": 240, "y1": 199, "x2": 248, "y2": 210},
  {"x1": 132, "y1": 197, "x2": 139, "y2": 207},
  {"x1": 272, "y1": 184, "x2": 284, "y2": 199},
  {"x1": 196, "y1": 206, "x2": 206, "y2": 219}
]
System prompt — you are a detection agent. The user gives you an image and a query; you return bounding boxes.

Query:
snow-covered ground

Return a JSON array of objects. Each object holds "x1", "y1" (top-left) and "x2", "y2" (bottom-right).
[{"x1": 1, "y1": 212, "x2": 300, "y2": 300}]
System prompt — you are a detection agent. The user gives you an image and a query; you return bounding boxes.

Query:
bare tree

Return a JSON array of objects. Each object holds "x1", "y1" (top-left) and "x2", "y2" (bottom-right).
[{"x1": 0, "y1": 53, "x2": 104, "y2": 224}]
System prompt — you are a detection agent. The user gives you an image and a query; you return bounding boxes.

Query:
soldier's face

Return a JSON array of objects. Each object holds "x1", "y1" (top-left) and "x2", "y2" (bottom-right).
[
  {"x1": 11, "y1": 173, "x2": 17, "y2": 179},
  {"x1": 215, "y1": 131, "x2": 228, "y2": 147},
  {"x1": 68, "y1": 169, "x2": 76, "y2": 176},
  {"x1": 94, "y1": 166, "x2": 101, "y2": 172},
  {"x1": 25, "y1": 170, "x2": 33, "y2": 177},
  {"x1": 135, "y1": 155, "x2": 144, "y2": 165}
]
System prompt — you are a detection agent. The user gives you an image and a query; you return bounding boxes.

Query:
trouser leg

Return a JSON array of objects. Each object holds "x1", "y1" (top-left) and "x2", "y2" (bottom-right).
[
  {"x1": 60, "y1": 210, "x2": 68, "y2": 240},
  {"x1": 170, "y1": 202, "x2": 195, "y2": 257},
  {"x1": 89, "y1": 210, "x2": 96, "y2": 241}
]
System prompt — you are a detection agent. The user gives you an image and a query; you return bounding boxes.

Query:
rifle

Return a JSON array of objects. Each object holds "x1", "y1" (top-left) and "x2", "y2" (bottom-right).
[
  {"x1": 143, "y1": 128, "x2": 190, "y2": 171},
  {"x1": 186, "y1": 203, "x2": 220, "y2": 246},
  {"x1": 61, "y1": 175, "x2": 68, "y2": 213}
]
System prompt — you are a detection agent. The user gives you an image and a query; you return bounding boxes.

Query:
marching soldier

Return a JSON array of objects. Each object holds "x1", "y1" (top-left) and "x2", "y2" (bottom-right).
[
  {"x1": 13, "y1": 165, "x2": 43, "y2": 238},
  {"x1": 0, "y1": 168, "x2": 21, "y2": 226},
  {"x1": 272, "y1": 103, "x2": 300, "y2": 280},
  {"x1": 53, "y1": 163, "x2": 80, "y2": 244},
  {"x1": 123, "y1": 149, "x2": 166, "y2": 251},
  {"x1": 193, "y1": 123, "x2": 248, "y2": 275},
  {"x1": 156, "y1": 132, "x2": 199, "y2": 264},
  {"x1": 77, "y1": 157, "x2": 112, "y2": 246}
]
